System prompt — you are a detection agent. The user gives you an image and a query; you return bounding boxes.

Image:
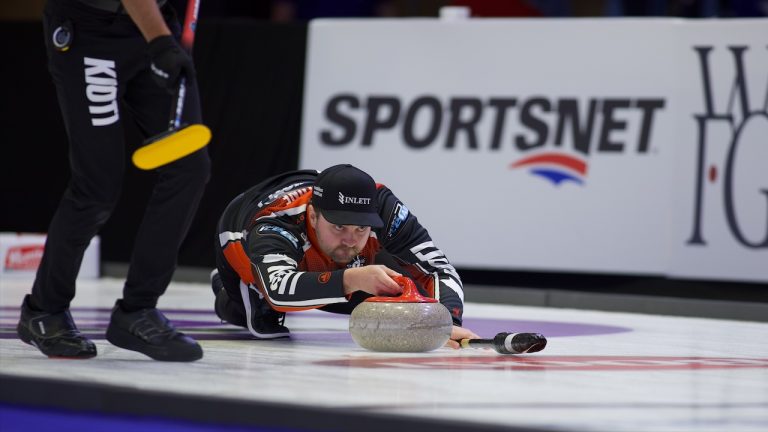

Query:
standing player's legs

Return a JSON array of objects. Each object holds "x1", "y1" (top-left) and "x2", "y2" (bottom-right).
[
  {"x1": 18, "y1": 2, "x2": 128, "y2": 358},
  {"x1": 103, "y1": 8, "x2": 208, "y2": 361},
  {"x1": 32, "y1": 4, "x2": 128, "y2": 314},
  {"x1": 119, "y1": 50, "x2": 210, "y2": 311}
]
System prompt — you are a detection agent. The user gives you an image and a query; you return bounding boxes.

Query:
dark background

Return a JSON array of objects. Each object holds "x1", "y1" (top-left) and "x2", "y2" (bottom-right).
[
  {"x1": 0, "y1": 18, "x2": 306, "y2": 271},
  {"x1": 1, "y1": 2, "x2": 765, "y2": 303}
]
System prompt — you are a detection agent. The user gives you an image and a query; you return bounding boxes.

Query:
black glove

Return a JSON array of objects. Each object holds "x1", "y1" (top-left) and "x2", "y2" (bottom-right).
[{"x1": 147, "y1": 35, "x2": 194, "y2": 93}]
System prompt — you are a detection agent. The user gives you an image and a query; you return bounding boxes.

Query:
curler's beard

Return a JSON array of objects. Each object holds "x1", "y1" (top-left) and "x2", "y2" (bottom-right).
[{"x1": 330, "y1": 245, "x2": 361, "y2": 264}]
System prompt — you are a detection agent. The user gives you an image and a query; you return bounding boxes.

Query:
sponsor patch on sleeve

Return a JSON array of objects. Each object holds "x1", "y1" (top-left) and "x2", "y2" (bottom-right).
[
  {"x1": 386, "y1": 202, "x2": 410, "y2": 239},
  {"x1": 257, "y1": 224, "x2": 300, "y2": 249}
]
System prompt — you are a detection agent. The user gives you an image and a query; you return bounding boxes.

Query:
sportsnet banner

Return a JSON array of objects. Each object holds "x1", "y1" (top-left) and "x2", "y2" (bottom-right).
[{"x1": 299, "y1": 19, "x2": 767, "y2": 283}]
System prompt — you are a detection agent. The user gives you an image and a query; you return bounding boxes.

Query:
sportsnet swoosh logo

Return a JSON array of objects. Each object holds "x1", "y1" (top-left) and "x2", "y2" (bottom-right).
[{"x1": 510, "y1": 152, "x2": 588, "y2": 186}]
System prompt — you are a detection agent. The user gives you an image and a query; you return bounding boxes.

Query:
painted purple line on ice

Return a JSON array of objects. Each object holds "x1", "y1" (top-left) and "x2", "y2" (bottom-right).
[
  {"x1": 0, "y1": 307, "x2": 631, "y2": 340},
  {"x1": 0, "y1": 306, "x2": 216, "y2": 314},
  {"x1": 461, "y1": 317, "x2": 630, "y2": 338}
]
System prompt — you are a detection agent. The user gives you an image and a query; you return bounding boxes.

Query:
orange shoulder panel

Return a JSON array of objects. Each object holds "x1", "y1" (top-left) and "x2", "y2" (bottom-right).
[{"x1": 222, "y1": 242, "x2": 256, "y2": 285}]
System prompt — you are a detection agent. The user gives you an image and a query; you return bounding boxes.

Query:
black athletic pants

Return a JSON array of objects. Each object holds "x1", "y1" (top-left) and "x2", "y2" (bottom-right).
[{"x1": 32, "y1": 0, "x2": 210, "y2": 312}]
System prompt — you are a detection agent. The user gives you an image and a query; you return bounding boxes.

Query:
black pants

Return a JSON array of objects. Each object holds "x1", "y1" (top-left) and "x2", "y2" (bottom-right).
[{"x1": 33, "y1": 0, "x2": 211, "y2": 312}]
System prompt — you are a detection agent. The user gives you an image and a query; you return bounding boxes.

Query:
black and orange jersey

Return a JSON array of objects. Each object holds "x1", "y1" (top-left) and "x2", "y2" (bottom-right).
[{"x1": 217, "y1": 170, "x2": 465, "y2": 325}]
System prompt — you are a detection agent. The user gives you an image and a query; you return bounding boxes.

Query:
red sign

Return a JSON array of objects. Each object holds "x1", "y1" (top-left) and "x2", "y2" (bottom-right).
[{"x1": 4, "y1": 244, "x2": 44, "y2": 270}]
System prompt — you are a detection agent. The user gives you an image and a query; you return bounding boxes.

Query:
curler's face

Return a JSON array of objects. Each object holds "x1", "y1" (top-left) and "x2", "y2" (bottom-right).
[{"x1": 308, "y1": 205, "x2": 371, "y2": 264}]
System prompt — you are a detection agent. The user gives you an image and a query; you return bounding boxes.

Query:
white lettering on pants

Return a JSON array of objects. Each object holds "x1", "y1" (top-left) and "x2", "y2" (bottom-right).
[{"x1": 83, "y1": 57, "x2": 119, "y2": 126}]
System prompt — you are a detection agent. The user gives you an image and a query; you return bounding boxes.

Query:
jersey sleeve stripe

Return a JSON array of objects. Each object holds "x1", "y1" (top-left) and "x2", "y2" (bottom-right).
[
  {"x1": 442, "y1": 277, "x2": 465, "y2": 302},
  {"x1": 288, "y1": 272, "x2": 302, "y2": 295},
  {"x1": 219, "y1": 231, "x2": 243, "y2": 247}
]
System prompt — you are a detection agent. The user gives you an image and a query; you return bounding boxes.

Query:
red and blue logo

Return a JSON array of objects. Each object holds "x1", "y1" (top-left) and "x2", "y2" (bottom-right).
[{"x1": 510, "y1": 152, "x2": 588, "y2": 186}]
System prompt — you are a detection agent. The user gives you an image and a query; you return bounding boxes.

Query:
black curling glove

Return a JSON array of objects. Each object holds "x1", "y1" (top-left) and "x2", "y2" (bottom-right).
[{"x1": 147, "y1": 35, "x2": 194, "y2": 93}]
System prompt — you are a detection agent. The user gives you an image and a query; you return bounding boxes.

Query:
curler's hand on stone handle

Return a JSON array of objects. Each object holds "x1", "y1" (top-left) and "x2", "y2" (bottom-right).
[{"x1": 343, "y1": 265, "x2": 403, "y2": 297}]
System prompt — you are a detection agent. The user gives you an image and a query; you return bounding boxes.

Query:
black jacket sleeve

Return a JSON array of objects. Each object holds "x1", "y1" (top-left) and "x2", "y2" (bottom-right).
[{"x1": 247, "y1": 221, "x2": 347, "y2": 312}]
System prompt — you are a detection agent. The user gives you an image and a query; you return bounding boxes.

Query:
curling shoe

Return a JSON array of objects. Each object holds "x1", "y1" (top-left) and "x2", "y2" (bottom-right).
[
  {"x1": 17, "y1": 294, "x2": 97, "y2": 359},
  {"x1": 241, "y1": 283, "x2": 290, "y2": 339},
  {"x1": 106, "y1": 300, "x2": 202, "y2": 362},
  {"x1": 211, "y1": 268, "x2": 246, "y2": 327},
  {"x1": 212, "y1": 269, "x2": 289, "y2": 339}
]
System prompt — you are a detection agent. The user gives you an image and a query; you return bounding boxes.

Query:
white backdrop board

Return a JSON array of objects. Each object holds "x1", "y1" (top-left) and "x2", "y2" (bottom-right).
[
  {"x1": 299, "y1": 18, "x2": 768, "y2": 283},
  {"x1": 669, "y1": 21, "x2": 768, "y2": 283}
]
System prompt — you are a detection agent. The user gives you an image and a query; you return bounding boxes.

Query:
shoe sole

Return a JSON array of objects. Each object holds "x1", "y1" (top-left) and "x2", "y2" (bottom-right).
[
  {"x1": 249, "y1": 331, "x2": 291, "y2": 340},
  {"x1": 106, "y1": 325, "x2": 202, "y2": 362},
  {"x1": 17, "y1": 324, "x2": 97, "y2": 359}
]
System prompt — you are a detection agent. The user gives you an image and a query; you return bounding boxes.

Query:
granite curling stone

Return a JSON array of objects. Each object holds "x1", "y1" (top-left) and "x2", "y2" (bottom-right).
[{"x1": 349, "y1": 276, "x2": 452, "y2": 352}]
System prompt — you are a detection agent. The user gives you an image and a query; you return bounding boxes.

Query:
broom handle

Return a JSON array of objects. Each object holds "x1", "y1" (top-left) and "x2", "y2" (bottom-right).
[
  {"x1": 180, "y1": 0, "x2": 200, "y2": 52},
  {"x1": 169, "y1": 0, "x2": 200, "y2": 130}
]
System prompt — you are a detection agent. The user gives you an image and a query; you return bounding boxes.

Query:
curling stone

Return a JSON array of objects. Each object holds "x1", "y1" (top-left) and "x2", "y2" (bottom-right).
[{"x1": 349, "y1": 276, "x2": 452, "y2": 352}]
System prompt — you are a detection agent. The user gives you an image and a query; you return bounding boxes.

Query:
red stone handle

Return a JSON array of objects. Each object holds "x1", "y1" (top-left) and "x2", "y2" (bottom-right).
[{"x1": 364, "y1": 275, "x2": 438, "y2": 303}]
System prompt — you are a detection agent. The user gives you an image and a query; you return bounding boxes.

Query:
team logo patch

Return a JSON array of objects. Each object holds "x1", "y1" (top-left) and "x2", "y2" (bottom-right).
[
  {"x1": 52, "y1": 22, "x2": 73, "y2": 51},
  {"x1": 387, "y1": 202, "x2": 409, "y2": 238},
  {"x1": 257, "y1": 225, "x2": 299, "y2": 249},
  {"x1": 338, "y1": 192, "x2": 371, "y2": 205},
  {"x1": 318, "y1": 272, "x2": 331, "y2": 283}
]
